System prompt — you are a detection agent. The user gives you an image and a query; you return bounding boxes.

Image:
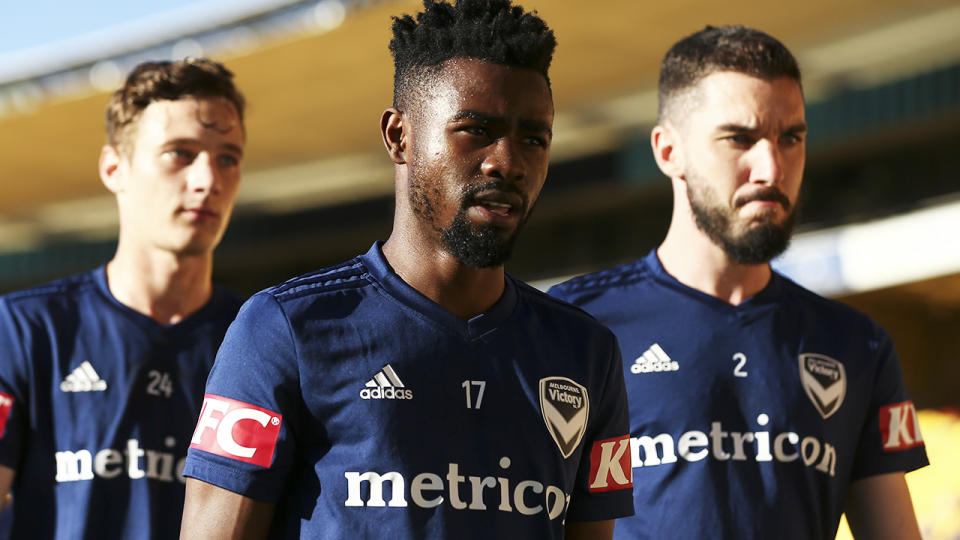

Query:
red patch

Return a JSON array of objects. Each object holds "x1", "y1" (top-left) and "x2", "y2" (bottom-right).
[
  {"x1": 588, "y1": 435, "x2": 633, "y2": 493},
  {"x1": 879, "y1": 401, "x2": 924, "y2": 452},
  {"x1": 0, "y1": 392, "x2": 13, "y2": 438},
  {"x1": 189, "y1": 394, "x2": 282, "y2": 467}
]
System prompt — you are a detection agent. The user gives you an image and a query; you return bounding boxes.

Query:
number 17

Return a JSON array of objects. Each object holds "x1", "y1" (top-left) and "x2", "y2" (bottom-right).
[{"x1": 462, "y1": 380, "x2": 486, "y2": 409}]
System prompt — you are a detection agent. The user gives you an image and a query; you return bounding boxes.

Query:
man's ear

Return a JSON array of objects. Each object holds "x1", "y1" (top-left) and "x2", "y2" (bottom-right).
[
  {"x1": 99, "y1": 145, "x2": 124, "y2": 194},
  {"x1": 651, "y1": 123, "x2": 685, "y2": 180},
  {"x1": 380, "y1": 107, "x2": 407, "y2": 165}
]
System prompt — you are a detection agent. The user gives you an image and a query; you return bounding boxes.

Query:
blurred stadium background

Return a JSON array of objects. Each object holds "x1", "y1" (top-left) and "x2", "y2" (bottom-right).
[{"x1": 1, "y1": 0, "x2": 958, "y2": 537}]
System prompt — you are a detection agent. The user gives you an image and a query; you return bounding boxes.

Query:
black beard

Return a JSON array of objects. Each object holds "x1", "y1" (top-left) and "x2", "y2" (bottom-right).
[
  {"x1": 409, "y1": 176, "x2": 529, "y2": 269},
  {"x1": 442, "y1": 181, "x2": 531, "y2": 269},
  {"x1": 441, "y1": 212, "x2": 518, "y2": 268},
  {"x1": 688, "y1": 181, "x2": 797, "y2": 265}
]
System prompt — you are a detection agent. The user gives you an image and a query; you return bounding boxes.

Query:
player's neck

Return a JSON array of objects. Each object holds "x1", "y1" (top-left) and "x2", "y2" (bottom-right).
[
  {"x1": 382, "y1": 234, "x2": 506, "y2": 321},
  {"x1": 106, "y1": 242, "x2": 214, "y2": 326},
  {"x1": 658, "y1": 219, "x2": 772, "y2": 306}
]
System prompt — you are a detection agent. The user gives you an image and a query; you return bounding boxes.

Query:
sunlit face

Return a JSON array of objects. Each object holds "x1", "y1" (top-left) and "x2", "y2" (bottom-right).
[
  {"x1": 404, "y1": 58, "x2": 554, "y2": 268},
  {"x1": 676, "y1": 71, "x2": 806, "y2": 264},
  {"x1": 109, "y1": 97, "x2": 244, "y2": 257}
]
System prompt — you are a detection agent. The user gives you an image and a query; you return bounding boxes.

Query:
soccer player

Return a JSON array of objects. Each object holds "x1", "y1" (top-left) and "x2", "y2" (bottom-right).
[
  {"x1": 549, "y1": 25, "x2": 928, "y2": 540},
  {"x1": 179, "y1": 1, "x2": 634, "y2": 538},
  {"x1": 0, "y1": 58, "x2": 246, "y2": 538}
]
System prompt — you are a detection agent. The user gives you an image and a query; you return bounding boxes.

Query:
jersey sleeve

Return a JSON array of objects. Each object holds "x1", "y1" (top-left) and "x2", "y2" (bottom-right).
[
  {"x1": 182, "y1": 292, "x2": 301, "y2": 501},
  {"x1": 849, "y1": 326, "x2": 929, "y2": 480},
  {"x1": 0, "y1": 298, "x2": 29, "y2": 472},
  {"x1": 566, "y1": 331, "x2": 635, "y2": 522}
]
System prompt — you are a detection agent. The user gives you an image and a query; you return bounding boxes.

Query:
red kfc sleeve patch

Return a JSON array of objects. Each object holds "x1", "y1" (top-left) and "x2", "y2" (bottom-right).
[
  {"x1": 588, "y1": 434, "x2": 633, "y2": 492},
  {"x1": 879, "y1": 400, "x2": 924, "y2": 452},
  {"x1": 190, "y1": 394, "x2": 282, "y2": 467},
  {"x1": 0, "y1": 392, "x2": 13, "y2": 438}
]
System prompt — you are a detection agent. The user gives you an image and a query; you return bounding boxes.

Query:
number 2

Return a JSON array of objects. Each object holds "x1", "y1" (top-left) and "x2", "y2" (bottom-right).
[
  {"x1": 732, "y1": 353, "x2": 748, "y2": 378},
  {"x1": 462, "y1": 380, "x2": 486, "y2": 409}
]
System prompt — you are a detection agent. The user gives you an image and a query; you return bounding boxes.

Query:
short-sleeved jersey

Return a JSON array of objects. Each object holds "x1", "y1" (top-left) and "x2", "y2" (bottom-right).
[
  {"x1": 549, "y1": 250, "x2": 928, "y2": 540},
  {"x1": 0, "y1": 268, "x2": 241, "y2": 539},
  {"x1": 183, "y1": 242, "x2": 634, "y2": 539}
]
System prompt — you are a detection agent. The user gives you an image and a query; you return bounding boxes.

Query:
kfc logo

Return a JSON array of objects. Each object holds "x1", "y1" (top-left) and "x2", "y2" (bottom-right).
[
  {"x1": 588, "y1": 435, "x2": 632, "y2": 493},
  {"x1": 879, "y1": 401, "x2": 924, "y2": 452},
  {"x1": 0, "y1": 391, "x2": 13, "y2": 438},
  {"x1": 190, "y1": 395, "x2": 282, "y2": 467}
]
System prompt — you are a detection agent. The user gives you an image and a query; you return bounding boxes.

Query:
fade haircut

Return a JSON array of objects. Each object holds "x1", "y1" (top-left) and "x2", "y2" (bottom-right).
[
  {"x1": 105, "y1": 58, "x2": 245, "y2": 152},
  {"x1": 389, "y1": 0, "x2": 556, "y2": 110},
  {"x1": 658, "y1": 25, "x2": 801, "y2": 123}
]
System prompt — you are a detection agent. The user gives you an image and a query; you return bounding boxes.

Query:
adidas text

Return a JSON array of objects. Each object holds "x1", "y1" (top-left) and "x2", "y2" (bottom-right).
[{"x1": 360, "y1": 387, "x2": 413, "y2": 400}]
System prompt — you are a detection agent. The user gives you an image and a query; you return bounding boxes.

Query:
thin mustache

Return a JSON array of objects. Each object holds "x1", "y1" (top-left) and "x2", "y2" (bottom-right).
[
  {"x1": 461, "y1": 181, "x2": 527, "y2": 208},
  {"x1": 735, "y1": 188, "x2": 790, "y2": 210}
]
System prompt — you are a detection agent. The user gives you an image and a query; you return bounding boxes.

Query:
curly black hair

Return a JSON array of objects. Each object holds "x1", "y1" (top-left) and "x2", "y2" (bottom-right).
[
  {"x1": 658, "y1": 25, "x2": 801, "y2": 122},
  {"x1": 389, "y1": 0, "x2": 556, "y2": 109}
]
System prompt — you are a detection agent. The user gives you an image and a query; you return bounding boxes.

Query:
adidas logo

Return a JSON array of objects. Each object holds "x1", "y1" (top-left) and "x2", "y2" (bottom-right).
[
  {"x1": 630, "y1": 343, "x2": 679, "y2": 374},
  {"x1": 60, "y1": 361, "x2": 108, "y2": 392},
  {"x1": 360, "y1": 364, "x2": 413, "y2": 400}
]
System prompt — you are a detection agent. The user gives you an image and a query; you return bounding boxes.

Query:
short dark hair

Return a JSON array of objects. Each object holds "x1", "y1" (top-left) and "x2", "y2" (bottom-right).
[
  {"x1": 105, "y1": 58, "x2": 245, "y2": 150},
  {"x1": 389, "y1": 0, "x2": 556, "y2": 109},
  {"x1": 658, "y1": 25, "x2": 801, "y2": 122}
]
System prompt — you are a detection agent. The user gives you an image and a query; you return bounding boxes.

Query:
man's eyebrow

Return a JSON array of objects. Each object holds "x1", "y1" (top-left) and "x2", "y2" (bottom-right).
[
  {"x1": 784, "y1": 123, "x2": 807, "y2": 134},
  {"x1": 451, "y1": 110, "x2": 495, "y2": 123},
  {"x1": 519, "y1": 118, "x2": 552, "y2": 138},
  {"x1": 451, "y1": 110, "x2": 552, "y2": 137},
  {"x1": 161, "y1": 138, "x2": 244, "y2": 157},
  {"x1": 715, "y1": 123, "x2": 758, "y2": 133},
  {"x1": 715, "y1": 122, "x2": 808, "y2": 135}
]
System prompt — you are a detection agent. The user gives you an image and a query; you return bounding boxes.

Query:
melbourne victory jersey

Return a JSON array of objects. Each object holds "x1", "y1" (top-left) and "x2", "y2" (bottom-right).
[
  {"x1": 184, "y1": 242, "x2": 634, "y2": 539},
  {"x1": 0, "y1": 268, "x2": 241, "y2": 539},
  {"x1": 549, "y1": 250, "x2": 928, "y2": 540}
]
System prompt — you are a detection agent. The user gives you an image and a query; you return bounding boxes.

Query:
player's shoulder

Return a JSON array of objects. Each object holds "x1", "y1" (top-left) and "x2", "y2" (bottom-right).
[
  {"x1": 0, "y1": 269, "x2": 101, "y2": 314},
  {"x1": 548, "y1": 257, "x2": 650, "y2": 301},
  {"x1": 257, "y1": 256, "x2": 373, "y2": 304},
  {"x1": 775, "y1": 272, "x2": 883, "y2": 334},
  {"x1": 514, "y1": 278, "x2": 618, "y2": 339}
]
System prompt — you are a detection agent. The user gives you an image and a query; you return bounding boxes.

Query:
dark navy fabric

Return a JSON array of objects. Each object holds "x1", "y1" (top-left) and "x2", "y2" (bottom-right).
[
  {"x1": 549, "y1": 250, "x2": 928, "y2": 540},
  {"x1": 184, "y1": 242, "x2": 634, "y2": 539},
  {"x1": 0, "y1": 268, "x2": 241, "y2": 539}
]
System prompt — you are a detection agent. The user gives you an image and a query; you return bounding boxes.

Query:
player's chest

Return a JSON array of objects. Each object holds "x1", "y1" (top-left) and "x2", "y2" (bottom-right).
[
  {"x1": 619, "y1": 317, "x2": 877, "y2": 441},
  {"x1": 300, "y1": 336, "x2": 596, "y2": 460}
]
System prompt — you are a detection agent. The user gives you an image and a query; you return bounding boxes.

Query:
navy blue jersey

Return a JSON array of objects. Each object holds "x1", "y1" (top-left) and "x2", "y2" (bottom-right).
[
  {"x1": 0, "y1": 268, "x2": 241, "y2": 539},
  {"x1": 184, "y1": 242, "x2": 634, "y2": 539},
  {"x1": 549, "y1": 250, "x2": 928, "y2": 540}
]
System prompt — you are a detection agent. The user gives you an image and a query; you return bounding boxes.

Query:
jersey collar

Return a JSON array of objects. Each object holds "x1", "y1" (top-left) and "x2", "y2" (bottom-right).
[{"x1": 361, "y1": 242, "x2": 518, "y2": 340}]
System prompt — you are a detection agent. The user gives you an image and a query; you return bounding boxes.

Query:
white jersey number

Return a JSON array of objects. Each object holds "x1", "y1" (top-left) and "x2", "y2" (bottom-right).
[
  {"x1": 146, "y1": 370, "x2": 174, "y2": 398},
  {"x1": 732, "y1": 353, "x2": 748, "y2": 378},
  {"x1": 462, "y1": 380, "x2": 486, "y2": 409}
]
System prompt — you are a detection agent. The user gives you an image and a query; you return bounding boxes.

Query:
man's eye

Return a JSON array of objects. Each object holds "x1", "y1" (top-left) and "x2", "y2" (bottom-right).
[
  {"x1": 728, "y1": 134, "x2": 754, "y2": 145},
  {"x1": 463, "y1": 125, "x2": 488, "y2": 136},
  {"x1": 782, "y1": 133, "x2": 803, "y2": 145},
  {"x1": 167, "y1": 149, "x2": 194, "y2": 161},
  {"x1": 218, "y1": 155, "x2": 240, "y2": 167},
  {"x1": 525, "y1": 136, "x2": 548, "y2": 148}
]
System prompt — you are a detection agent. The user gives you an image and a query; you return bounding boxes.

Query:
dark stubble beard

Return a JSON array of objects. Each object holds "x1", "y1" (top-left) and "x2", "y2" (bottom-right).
[
  {"x1": 686, "y1": 172, "x2": 797, "y2": 265},
  {"x1": 410, "y1": 177, "x2": 531, "y2": 269}
]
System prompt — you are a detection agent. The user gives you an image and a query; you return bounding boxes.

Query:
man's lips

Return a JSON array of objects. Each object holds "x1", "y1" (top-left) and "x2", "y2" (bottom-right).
[
  {"x1": 180, "y1": 207, "x2": 220, "y2": 220},
  {"x1": 735, "y1": 188, "x2": 790, "y2": 210},
  {"x1": 470, "y1": 190, "x2": 524, "y2": 217}
]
